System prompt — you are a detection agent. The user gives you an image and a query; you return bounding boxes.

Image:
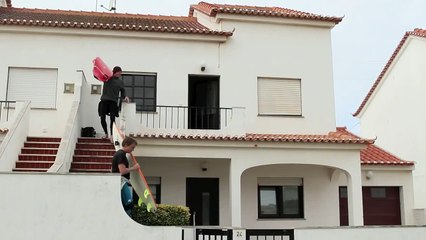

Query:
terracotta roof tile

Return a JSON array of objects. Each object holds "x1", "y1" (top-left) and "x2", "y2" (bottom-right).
[
  {"x1": 354, "y1": 28, "x2": 426, "y2": 116},
  {"x1": 0, "y1": 7, "x2": 233, "y2": 36},
  {"x1": 129, "y1": 128, "x2": 374, "y2": 144},
  {"x1": 0, "y1": 128, "x2": 9, "y2": 134},
  {"x1": 189, "y1": 1, "x2": 342, "y2": 24},
  {"x1": 336, "y1": 127, "x2": 414, "y2": 166},
  {"x1": 130, "y1": 127, "x2": 412, "y2": 166}
]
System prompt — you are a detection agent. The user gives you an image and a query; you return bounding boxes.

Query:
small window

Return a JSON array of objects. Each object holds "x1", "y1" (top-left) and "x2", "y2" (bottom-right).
[
  {"x1": 258, "y1": 178, "x2": 304, "y2": 218},
  {"x1": 257, "y1": 77, "x2": 302, "y2": 116},
  {"x1": 122, "y1": 73, "x2": 157, "y2": 112},
  {"x1": 146, "y1": 177, "x2": 161, "y2": 203},
  {"x1": 371, "y1": 187, "x2": 386, "y2": 199},
  {"x1": 339, "y1": 187, "x2": 348, "y2": 198}
]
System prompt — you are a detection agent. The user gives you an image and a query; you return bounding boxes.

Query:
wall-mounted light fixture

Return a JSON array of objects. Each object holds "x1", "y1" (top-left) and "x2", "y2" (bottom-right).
[
  {"x1": 91, "y1": 84, "x2": 102, "y2": 95},
  {"x1": 366, "y1": 170, "x2": 373, "y2": 180},
  {"x1": 64, "y1": 83, "x2": 75, "y2": 94},
  {"x1": 200, "y1": 61, "x2": 206, "y2": 72},
  {"x1": 201, "y1": 162, "x2": 208, "y2": 172}
]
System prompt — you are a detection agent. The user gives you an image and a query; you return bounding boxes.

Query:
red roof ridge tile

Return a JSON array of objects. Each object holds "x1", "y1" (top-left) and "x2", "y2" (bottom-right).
[
  {"x1": 189, "y1": 1, "x2": 342, "y2": 24},
  {"x1": 129, "y1": 130, "x2": 374, "y2": 144},
  {"x1": 0, "y1": 7, "x2": 233, "y2": 36},
  {"x1": 4, "y1": 7, "x2": 196, "y2": 20},
  {"x1": 354, "y1": 28, "x2": 426, "y2": 116}
]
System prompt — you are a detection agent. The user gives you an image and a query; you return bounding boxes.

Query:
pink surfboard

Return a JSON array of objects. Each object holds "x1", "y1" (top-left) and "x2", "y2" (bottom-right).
[{"x1": 92, "y1": 57, "x2": 113, "y2": 82}]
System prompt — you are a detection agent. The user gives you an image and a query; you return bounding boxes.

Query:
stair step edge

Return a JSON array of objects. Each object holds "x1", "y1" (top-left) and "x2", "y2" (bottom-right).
[
  {"x1": 17, "y1": 161, "x2": 55, "y2": 163},
  {"x1": 19, "y1": 154, "x2": 57, "y2": 156},
  {"x1": 13, "y1": 168, "x2": 49, "y2": 171}
]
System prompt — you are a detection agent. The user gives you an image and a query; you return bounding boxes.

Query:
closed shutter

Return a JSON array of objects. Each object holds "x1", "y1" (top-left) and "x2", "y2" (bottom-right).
[
  {"x1": 7, "y1": 68, "x2": 58, "y2": 109},
  {"x1": 258, "y1": 78, "x2": 302, "y2": 115},
  {"x1": 258, "y1": 177, "x2": 303, "y2": 186}
]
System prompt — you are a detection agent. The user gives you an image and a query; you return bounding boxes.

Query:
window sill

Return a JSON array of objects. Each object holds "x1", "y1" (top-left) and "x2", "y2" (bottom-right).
[
  {"x1": 258, "y1": 114, "x2": 304, "y2": 118},
  {"x1": 257, "y1": 218, "x2": 306, "y2": 221}
]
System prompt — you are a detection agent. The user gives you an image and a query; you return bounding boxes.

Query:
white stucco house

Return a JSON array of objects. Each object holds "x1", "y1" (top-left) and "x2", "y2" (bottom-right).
[
  {"x1": 0, "y1": 1, "x2": 424, "y2": 239},
  {"x1": 354, "y1": 28, "x2": 426, "y2": 220}
]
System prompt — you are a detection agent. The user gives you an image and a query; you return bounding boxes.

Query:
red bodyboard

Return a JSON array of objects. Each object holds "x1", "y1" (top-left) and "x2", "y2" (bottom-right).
[{"x1": 92, "y1": 57, "x2": 113, "y2": 82}]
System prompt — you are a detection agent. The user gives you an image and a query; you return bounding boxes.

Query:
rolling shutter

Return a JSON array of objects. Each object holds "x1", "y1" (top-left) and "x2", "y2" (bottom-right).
[
  {"x1": 7, "y1": 67, "x2": 58, "y2": 109},
  {"x1": 258, "y1": 77, "x2": 302, "y2": 115},
  {"x1": 258, "y1": 177, "x2": 303, "y2": 186}
]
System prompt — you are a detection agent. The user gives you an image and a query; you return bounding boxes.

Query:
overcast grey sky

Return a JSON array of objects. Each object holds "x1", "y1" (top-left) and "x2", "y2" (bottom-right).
[{"x1": 10, "y1": 0, "x2": 426, "y2": 132}]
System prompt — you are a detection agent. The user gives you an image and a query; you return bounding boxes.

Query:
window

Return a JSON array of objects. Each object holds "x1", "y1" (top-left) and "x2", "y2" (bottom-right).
[
  {"x1": 146, "y1": 177, "x2": 161, "y2": 203},
  {"x1": 258, "y1": 177, "x2": 304, "y2": 218},
  {"x1": 370, "y1": 187, "x2": 386, "y2": 199},
  {"x1": 257, "y1": 77, "x2": 302, "y2": 116},
  {"x1": 122, "y1": 73, "x2": 157, "y2": 112},
  {"x1": 7, "y1": 67, "x2": 58, "y2": 109}
]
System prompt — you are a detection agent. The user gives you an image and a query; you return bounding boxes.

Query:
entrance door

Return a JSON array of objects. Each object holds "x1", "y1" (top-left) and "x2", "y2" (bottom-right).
[
  {"x1": 339, "y1": 186, "x2": 401, "y2": 226},
  {"x1": 188, "y1": 75, "x2": 220, "y2": 129},
  {"x1": 186, "y1": 178, "x2": 219, "y2": 226}
]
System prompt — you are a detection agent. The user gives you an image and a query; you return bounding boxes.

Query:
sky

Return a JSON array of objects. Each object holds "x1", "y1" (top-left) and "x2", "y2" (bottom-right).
[{"x1": 10, "y1": 0, "x2": 426, "y2": 132}]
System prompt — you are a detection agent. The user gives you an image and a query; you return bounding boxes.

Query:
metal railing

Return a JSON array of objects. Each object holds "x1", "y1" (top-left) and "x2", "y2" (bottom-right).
[
  {"x1": 246, "y1": 229, "x2": 294, "y2": 240},
  {"x1": 192, "y1": 228, "x2": 294, "y2": 240},
  {"x1": 195, "y1": 228, "x2": 233, "y2": 240},
  {"x1": 139, "y1": 105, "x2": 233, "y2": 130},
  {"x1": 0, "y1": 100, "x2": 16, "y2": 122}
]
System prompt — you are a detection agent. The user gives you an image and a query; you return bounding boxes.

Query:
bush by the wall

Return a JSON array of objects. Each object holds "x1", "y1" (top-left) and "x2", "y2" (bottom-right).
[{"x1": 131, "y1": 204, "x2": 190, "y2": 226}]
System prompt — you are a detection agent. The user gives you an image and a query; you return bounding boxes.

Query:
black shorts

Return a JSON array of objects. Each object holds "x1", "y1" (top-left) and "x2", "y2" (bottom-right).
[{"x1": 98, "y1": 100, "x2": 119, "y2": 117}]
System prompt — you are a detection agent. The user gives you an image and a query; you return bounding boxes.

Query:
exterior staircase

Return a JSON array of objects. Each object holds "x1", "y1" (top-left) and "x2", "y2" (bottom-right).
[
  {"x1": 70, "y1": 137, "x2": 115, "y2": 173},
  {"x1": 13, "y1": 137, "x2": 61, "y2": 172}
]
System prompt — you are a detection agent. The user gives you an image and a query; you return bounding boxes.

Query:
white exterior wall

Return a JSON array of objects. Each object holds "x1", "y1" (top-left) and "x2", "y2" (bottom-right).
[
  {"x1": 0, "y1": 27, "x2": 223, "y2": 136},
  {"x1": 0, "y1": 15, "x2": 336, "y2": 137},
  {"x1": 359, "y1": 36, "x2": 426, "y2": 209},
  {"x1": 0, "y1": 173, "x2": 181, "y2": 240},
  {"x1": 138, "y1": 157, "x2": 232, "y2": 226},
  {"x1": 241, "y1": 165, "x2": 341, "y2": 228},
  {"x1": 295, "y1": 226, "x2": 426, "y2": 240},
  {"x1": 134, "y1": 139, "x2": 366, "y2": 227},
  {"x1": 219, "y1": 19, "x2": 337, "y2": 134},
  {"x1": 338, "y1": 167, "x2": 416, "y2": 225}
]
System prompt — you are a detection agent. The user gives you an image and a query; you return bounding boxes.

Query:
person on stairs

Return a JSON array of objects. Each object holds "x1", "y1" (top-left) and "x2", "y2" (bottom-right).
[{"x1": 98, "y1": 66, "x2": 129, "y2": 139}]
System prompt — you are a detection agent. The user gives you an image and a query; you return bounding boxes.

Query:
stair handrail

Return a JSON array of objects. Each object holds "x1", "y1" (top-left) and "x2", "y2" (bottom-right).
[
  {"x1": 0, "y1": 101, "x2": 31, "y2": 171},
  {"x1": 48, "y1": 100, "x2": 81, "y2": 173},
  {"x1": 48, "y1": 70, "x2": 86, "y2": 173}
]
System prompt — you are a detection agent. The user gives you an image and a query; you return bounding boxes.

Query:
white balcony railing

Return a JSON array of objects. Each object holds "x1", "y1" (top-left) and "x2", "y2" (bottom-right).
[{"x1": 119, "y1": 103, "x2": 246, "y2": 136}]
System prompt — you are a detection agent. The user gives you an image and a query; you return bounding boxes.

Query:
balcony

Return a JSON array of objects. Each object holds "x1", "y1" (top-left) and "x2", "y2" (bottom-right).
[{"x1": 119, "y1": 103, "x2": 245, "y2": 136}]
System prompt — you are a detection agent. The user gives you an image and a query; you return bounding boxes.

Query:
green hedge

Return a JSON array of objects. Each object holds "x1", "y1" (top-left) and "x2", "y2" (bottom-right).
[{"x1": 131, "y1": 204, "x2": 190, "y2": 226}]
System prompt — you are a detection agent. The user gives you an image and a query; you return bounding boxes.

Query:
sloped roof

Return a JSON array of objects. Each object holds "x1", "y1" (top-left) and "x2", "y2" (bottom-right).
[
  {"x1": 0, "y1": 7, "x2": 233, "y2": 36},
  {"x1": 189, "y1": 1, "x2": 342, "y2": 24},
  {"x1": 354, "y1": 28, "x2": 426, "y2": 116},
  {"x1": 337, "y1": 127, "x2": 414, "y2": 166},
  {"x1": 129, "y1": 128, "x2": 413, "y2": 166},
  {"x1": 129, "y1": 129, "x2": 374, "y2": 144}
]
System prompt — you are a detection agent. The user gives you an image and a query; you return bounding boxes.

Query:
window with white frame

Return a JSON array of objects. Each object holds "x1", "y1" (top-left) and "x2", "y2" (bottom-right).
[
  {"x1": 122, "y1": 73, "x2": 157, "y2": 112},
  {"x1": 7, "y1": 67, "x2": 58, "y2": 109},
  {"x1": 258, "y1": 177, "x2": 304, "y2": 218},
  {"x1": 257, "y1": 77, "x2": 302, "y2": 116}
]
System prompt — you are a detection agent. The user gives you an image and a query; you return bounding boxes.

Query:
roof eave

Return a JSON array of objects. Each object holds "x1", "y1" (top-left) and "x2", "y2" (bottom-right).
[{"x1": 0, "y1": 24, "x2": 232, "y2": 42}]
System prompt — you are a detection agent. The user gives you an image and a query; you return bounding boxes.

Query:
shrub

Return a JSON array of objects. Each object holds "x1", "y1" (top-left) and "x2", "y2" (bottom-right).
[{"x1": 131, "y1": 204, "x2": 190, "y2": 226}]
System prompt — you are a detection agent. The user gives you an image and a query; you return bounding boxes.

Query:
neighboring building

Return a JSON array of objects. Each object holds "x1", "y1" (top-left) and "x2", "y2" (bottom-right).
[
  {"x1": 354, "y1": 29, "x2": 426, "y2": 217},
  {"x1": 0, "y1": 1, "x2": 420, "y2": 236}
]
